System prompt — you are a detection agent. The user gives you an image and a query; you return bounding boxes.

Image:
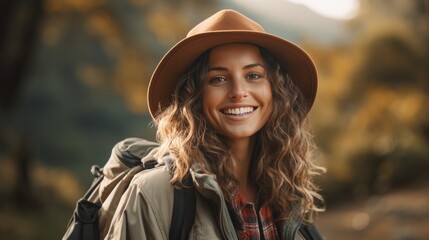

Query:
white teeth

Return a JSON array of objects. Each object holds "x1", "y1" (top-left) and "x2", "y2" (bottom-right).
[{"x1": 223, "y1": 107, "x2": 254, "y2": 115}]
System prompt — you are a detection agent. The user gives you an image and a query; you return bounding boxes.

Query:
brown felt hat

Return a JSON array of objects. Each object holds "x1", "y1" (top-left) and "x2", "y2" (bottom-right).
[{"x1": 148, "y1": 9, "x2": 318, "y2": 118}]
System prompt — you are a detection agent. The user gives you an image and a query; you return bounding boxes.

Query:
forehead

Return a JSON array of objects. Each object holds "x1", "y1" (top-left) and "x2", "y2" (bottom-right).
[{"x1": 208, "y1": 43, "x2": 264, "y2": 65}]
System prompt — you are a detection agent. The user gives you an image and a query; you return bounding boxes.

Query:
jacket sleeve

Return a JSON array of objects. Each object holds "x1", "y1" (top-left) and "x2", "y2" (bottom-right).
[{"x1": 104, "y1": 169, "x2": 174, "y2": 240}]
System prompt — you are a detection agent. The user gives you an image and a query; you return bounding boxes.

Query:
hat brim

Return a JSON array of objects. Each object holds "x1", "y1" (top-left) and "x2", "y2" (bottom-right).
[{"x1": 148, "y1": 31, "x2": 317, "y2": 118}]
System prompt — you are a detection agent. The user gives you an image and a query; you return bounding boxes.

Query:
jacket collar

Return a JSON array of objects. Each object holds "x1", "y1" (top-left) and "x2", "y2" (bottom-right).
[
  {"x1": 189, "y1": 163, "x2": 303, "y2": 240},
  {"x1": 190, "y1": 165, "x2": 239, "y2": 240}
]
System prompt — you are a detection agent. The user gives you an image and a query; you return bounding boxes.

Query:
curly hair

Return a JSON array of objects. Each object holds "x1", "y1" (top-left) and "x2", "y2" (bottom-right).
[{"x1": 153, "y1": 45, "x2": 325, "y2": 222}]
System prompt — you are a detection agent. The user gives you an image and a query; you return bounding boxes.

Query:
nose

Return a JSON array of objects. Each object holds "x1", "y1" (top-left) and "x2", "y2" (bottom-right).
[{"x1": 228, "y1": 78, "x2": 248, "y2": 100}]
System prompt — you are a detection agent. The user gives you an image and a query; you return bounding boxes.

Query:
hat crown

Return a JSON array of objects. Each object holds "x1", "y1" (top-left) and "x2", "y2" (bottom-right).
[{"x1": 187, "y1": 9, "x2": 265, "y2": 37}]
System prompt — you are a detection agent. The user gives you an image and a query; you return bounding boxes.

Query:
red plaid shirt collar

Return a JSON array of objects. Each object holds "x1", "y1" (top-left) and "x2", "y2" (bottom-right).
[{"x1": 227, "y1": 193, "x2": 279, "y2": 240}]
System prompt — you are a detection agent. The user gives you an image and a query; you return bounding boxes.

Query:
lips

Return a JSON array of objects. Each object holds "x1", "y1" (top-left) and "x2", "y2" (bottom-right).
[{"x1": 221, "y1": 107, "x2": 256, "y2": 115}]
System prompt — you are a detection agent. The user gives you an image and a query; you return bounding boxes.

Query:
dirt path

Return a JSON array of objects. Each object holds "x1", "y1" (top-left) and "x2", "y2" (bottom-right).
[{"x1": 316, "y1": 182, "x2": 429, "y2": 239}]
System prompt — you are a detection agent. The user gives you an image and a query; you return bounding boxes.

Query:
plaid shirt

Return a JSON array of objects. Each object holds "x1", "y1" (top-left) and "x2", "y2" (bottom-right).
[{"x1": 227, "y1": 193, "x2": 279, "y2": 240}]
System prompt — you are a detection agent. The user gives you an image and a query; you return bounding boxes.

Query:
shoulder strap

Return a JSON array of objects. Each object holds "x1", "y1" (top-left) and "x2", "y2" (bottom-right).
[
  {"x1": 83, "y1": 165, "x2": 104, "y2": 199},
  {"x1": 62, "y1": 166, "x2": 104, "y2": 240},
  {"x1": 169, "y1": 173, "x2": 196, "y2": 240},
  {"x1": 298, "y1": 223, "x2": 324, "y2": 240}
]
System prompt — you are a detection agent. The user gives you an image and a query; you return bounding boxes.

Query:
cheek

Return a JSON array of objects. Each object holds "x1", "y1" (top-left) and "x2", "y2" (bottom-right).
[
  {"x1": 266, "y1": 97, "x2": 273, "y2": 119},
  {"x1": 261, "y1": 83, "x2": 273, "y2": 105},
  {"x1": 261, "y1": 83, "x2": 274, "y2": 119},
  {"x1": 202, "y1": 87, "x2": 217, "y2": 117}
]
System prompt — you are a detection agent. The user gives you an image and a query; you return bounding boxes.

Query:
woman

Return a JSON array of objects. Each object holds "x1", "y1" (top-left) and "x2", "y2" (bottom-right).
[{"x1": 106, "y1": 9, "x2": 324, "y2": 240}]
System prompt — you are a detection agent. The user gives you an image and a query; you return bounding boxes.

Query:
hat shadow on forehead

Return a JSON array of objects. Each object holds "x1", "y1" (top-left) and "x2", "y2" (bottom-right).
[{"x1": 147, "y1": 9, "x2": 318, "y2": 118}]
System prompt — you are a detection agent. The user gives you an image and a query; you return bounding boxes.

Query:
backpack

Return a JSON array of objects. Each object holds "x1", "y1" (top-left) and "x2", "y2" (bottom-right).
[
  {"x1": 63, "y1": 138, "x2": 324, "y2": 240},
  {"x1": 62, "y1": 138, "x2": 196, "y2": 240}
]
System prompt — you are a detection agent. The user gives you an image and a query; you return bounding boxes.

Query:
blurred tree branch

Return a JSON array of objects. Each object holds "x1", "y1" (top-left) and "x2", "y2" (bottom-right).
[
  {"x1": 0, "y1": 0, "x2": 43, "y2": 112},
  {"x1": 0, "y1": 0, "x2": 44, "y2": 207}
]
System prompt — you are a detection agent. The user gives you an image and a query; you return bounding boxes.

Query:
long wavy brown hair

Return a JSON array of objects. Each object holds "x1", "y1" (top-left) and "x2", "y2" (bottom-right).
[{"x1": 153, "y1": 44, "x2": 324, "y2": 222}]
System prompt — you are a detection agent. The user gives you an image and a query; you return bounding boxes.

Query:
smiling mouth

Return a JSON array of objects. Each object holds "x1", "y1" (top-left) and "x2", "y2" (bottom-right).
[{"x1": 221, "y1": 107, "x2": 256, "y2": 116}]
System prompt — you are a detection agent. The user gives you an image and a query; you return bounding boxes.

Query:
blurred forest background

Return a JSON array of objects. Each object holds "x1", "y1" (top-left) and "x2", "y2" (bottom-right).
[{"x1": 0, "y1": 0, "x2": 428, "y2": 239}]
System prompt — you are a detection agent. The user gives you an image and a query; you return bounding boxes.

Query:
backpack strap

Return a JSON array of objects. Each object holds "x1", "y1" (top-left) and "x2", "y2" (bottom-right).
[
  {"x1": 62, "y1": 166, "x2": 104, "y2": 240},
  {"x1": 165, "y1": 156, "x2": 196, "y2": 240},
  {"x1": 83, "y1": 165, "x2": 104, "y2": 199},
  {"x1": 298, "y1": 223, "x2": 324, "y2": 240},
  {"x1": 169, "y1": 174, "x2": 196, "y2": 240}
]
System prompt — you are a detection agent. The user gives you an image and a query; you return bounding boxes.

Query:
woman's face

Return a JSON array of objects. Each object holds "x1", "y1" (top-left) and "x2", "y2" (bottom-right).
[{"x1": 202, "y1": 43, "x2": 273, "y2": 141}]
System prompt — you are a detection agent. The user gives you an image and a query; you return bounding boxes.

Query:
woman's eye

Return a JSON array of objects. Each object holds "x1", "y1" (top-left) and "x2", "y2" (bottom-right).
[
  {"x1": 208, "y1": 76, "x2": 227, "y2": 85},
  {"x1": 246, "y1": 73, "x2": 262, "y2": 80}
]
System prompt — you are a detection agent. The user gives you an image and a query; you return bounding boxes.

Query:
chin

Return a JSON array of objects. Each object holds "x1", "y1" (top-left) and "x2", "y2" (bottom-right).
[{"x1": 223, "y1": 131, "x2": 259, "y2": 140}]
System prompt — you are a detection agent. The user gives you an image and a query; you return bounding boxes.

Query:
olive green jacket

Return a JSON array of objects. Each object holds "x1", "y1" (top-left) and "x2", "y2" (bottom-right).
[{"x1": 104, "y1": 162, "x2": 306, "y2": 240}]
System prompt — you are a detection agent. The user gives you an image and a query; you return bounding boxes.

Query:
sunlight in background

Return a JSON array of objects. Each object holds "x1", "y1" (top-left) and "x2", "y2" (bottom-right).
[{"x1": 287, "y1": 0, "x2": 360, "y2": 19}]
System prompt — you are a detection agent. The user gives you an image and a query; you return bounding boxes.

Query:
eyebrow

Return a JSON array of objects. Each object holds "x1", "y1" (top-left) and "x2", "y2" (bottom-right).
[{"x1": 207, "y1": 63, "x2": 265, "y2": 72}]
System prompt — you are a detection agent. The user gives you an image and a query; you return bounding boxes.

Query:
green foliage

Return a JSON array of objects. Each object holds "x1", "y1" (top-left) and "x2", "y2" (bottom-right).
[
  {"x1": 313, "y1": 0, "x2": 429, "y2": 205},
  {"x1": 359, "y1": 33, "x2": 420, "y2": 87}
]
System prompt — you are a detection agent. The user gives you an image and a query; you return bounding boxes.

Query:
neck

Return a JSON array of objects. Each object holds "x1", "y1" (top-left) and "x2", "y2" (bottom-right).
[{"x1": 228, "y1": 137, "x2": 257, "y2": 202}]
